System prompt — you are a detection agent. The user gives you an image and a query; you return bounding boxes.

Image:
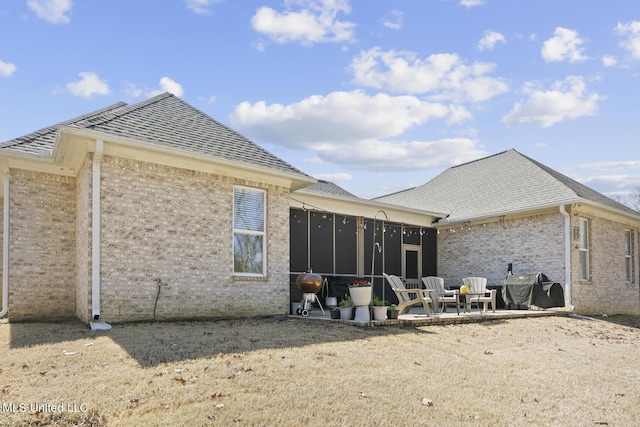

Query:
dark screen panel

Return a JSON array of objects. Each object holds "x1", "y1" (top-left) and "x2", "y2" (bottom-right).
[
  {"x1": 403, "y1": 226, "x2": 421, "y2": 245},
  {"x1": 384, "y1": 222, "x2": 402, "y2": 275},
  {"x1": 335, "y1": 215, "x2": 357, "y2": 275},
  {"x1": 289, "y1": 209, "x2": 308, "y2": 272},
  {"x1": 309, "y1": 212, "x2": 334, "y2": 274},
  {"x1": 363, "y1": 220, "x2": 383, "y2": 277},
  {"x1": 422, "y1": 227, "x2": 437, "y2": 276}
]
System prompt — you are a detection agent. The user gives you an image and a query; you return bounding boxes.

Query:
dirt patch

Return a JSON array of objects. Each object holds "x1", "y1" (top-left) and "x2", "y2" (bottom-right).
[{"x1": 0, "y1": 315, "x2": 638, "y2": 426}]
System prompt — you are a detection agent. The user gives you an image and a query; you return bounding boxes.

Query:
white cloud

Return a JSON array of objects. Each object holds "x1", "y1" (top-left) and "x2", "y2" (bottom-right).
[
  {"x1": 27, "y1": 0, "x2": 72, "y2": 24},
  {"x1": 478, "y1": 30, "x2": 506, "y2": 51},
  {"x1": 576, "y1": 160, "x2": 640, "y2": 171},
  {"x1": 66, "y1": 72, "x2": 110, "y2": 98},
  {"x1": 310, "y1": 137, "x2": 487, "y2": 170},
  {"x1": 501, "y1": 76, "x2": 604, "y2": 128},
  {"x1": 601, "y1": 55, "x2": 618, "y2": 67},
  {"x1": 184, "y1": 0, "x2": 223, "y2": 15},
  {"x1": 313, "y1": 172, "x2": 352, "y2": 184},
  {"x1": 349, "y1": 48, "x2": 508, "y2": 103},
  {"x1": 577, "y1": 174, "x2": 640, "y2": 195},
  {"x1": 616, "y1": 21, "x2": 640, "y2": 60},
  {"x1": 382, "y1": 9, "x2": 403, "y2": 30},
  {"x1": 541, "y1": 27, "x2": 587, "y2": 63},
  {"x1": 230, "y1": 90, "x2": 485, "y2": 170},
  {"x1": 230, "y1": 90, "x2": 452, "y2": 146},
  {"x1": 460, "y1": 0, "x2": 484, "y2": 7},
  {"x1": 0, "y1": 60, "x2": 17, "y2": 77},
  {"x1": 250, "y1": 0, "x2": 356, "y2": 46},
  {"x1": 147, "y1": 77, "x2": 184, "y2": 98}
]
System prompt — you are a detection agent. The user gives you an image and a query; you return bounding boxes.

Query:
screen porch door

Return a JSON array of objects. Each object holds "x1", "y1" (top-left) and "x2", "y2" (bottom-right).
[{"x1": 403, "y1": 245, "x2": 421, "y2": 289}]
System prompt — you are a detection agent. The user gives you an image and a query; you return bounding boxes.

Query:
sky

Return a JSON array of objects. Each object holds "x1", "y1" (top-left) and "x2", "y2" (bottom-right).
[{"x1": 1, "y1": 0, "x2": 640, "y2": 202}]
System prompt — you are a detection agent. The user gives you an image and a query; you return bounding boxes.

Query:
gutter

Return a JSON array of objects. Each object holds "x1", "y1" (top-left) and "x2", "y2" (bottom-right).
[
  {"x1": 90, "y1": 140, "x2": 111, "y2": 331},
  {"x1": 0, "y1": 172, "x2": 8, "y2": 317},
  {"x1": 559, "y1": 205, "x2": 574, "y2": 309}
]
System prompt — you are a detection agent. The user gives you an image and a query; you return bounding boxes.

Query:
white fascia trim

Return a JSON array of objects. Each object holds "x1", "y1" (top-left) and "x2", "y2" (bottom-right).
[{"x1": 433, "y1": 198, "x2": 584, "y2": 228}]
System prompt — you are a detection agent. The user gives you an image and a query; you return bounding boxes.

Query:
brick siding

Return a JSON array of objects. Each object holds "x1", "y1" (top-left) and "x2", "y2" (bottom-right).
[
  {"x1": 570, "y1": 211, "x2": 640, "y2": 315},
  {"x1": 438, "y1": 212, "x2": 565, "y2": 289},
  {"x1": 97, "y1": 155, "x2": 290, "y2": 323},
  {"x1": 8, "y1": 169, "x2": 76, "y2": 321}
]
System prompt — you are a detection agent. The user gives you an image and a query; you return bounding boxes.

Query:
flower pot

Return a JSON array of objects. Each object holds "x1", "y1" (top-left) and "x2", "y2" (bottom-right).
[
  {"x1": 387, "y1": 309, "x2": 399, "y2": 319},
  {"x1": 349, "y1": 287, "x2": 372, "y2": 306},
  {"x1": 339, "y1": 307, "x2": 353, "y2": 320},
  {"x1": 325, "y1": 296, "x2": 337, "y2": 308},
  {"x1": 330, "y1": 309, "x2": 340, "y2": 319},
  {"x1": 372, "y1": 306, "x2": 388, "y2": 321}
]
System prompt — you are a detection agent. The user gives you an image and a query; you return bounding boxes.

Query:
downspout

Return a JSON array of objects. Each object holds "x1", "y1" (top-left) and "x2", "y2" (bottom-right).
[
  {"x1": 559, "y1": 205, "x2": 574, "y2": 310},
  {"x1": 90, "y1": 140, "x2": 111, "y2": 330},
  {"x1": 0, "y1": 172, "x2": 9, "y2": 317}
]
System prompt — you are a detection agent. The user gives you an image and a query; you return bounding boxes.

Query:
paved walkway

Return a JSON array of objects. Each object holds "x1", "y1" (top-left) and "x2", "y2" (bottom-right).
[{"x1": 290, "y1": 305, "x2": 570, "y2": 327}]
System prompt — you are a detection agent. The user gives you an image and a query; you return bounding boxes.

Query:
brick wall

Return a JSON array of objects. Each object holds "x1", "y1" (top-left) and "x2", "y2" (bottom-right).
[
  {"x1": 437, "y1": 212, "x2": 565, "y2": 289},
  {"x1": 570, "y1": 211, "x2": 640, "y2": 315},
  {"x1": 8, "y1": 169, "x2": 76, "y2": 321},
  {"x1": 98, "y1": 155, "x2": 290, "y2": 323}
]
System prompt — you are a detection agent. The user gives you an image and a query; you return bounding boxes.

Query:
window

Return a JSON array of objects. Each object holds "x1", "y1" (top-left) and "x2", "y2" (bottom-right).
[
  {"x1": 578, "y1": 218, "x2": 589, "y2": 281},
  {"x1": 625, "y1": 230, "x2": 633, "y2": 283},
  {"x1": 233, "y1": 187, "x2": 265, "y2": 276}
]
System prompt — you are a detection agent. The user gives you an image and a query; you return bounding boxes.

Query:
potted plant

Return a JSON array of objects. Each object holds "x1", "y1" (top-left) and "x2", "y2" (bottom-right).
[
  {"x1": 338, "y1": 295, "x2": 353, "y2": 320},
  {"x1": 387, "y1": 303, "x2": 399, "y2": 319},
  {"x1": 348, "y1": 280, "x2": 372, "y2": 306},
  {"x1": 371, "y1": 296, "x2": 388, "y2": 321},
  {"x1": 330, "y1": 306, "x2": 340, "y2": 319}
]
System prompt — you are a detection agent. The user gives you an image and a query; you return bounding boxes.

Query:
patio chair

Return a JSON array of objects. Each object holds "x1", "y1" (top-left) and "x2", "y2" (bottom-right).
[
  {"x1": 383, "y1": 273, "x2": 435, "y2": 316},
  {"x1": 462, "y1": 277, "x2": 496, "y2": 312},
  {"x1": 422, "y1": 276, "x2": 458, "y2": 313}
]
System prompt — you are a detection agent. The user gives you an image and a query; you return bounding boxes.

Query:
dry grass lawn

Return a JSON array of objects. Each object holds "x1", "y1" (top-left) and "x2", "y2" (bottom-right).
[{"x1": 0, "y1": 314, "x2": 638, "y2": 426}]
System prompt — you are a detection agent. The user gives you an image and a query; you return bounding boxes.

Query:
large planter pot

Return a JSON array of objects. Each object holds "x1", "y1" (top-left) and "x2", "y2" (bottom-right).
[
  {"x1": 349, "y1": 287, "x2": 372, "y2": 306},
  {"x1": 339, "y1": 307, "x2": 353, "y2": 320},
  {"x1": 372, "y1": 306, "x2": 388, "y2": 321}
]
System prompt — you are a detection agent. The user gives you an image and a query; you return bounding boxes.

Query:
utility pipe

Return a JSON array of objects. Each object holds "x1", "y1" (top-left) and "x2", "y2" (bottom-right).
[
  {"x1": 0, "y1": 172, "x2": 9, "y2": 317},
  {"x1": 559, "y1": 205, "x2": 573, "y2": 309},
  {"x1": 91, "y1": 140, "x2": 104, "y2": 320}
]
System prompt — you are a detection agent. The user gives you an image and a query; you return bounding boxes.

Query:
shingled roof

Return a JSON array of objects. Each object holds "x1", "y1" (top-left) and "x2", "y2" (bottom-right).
[
  {"x1": 300, "y1": 180, "x2": 359, "y2": 198},
  {"x1": 376, "y1": 149, "x2": 640, "y2": 221},
  {"x1": 0, "y1": 93, "x2": 310, "y2": 178}
]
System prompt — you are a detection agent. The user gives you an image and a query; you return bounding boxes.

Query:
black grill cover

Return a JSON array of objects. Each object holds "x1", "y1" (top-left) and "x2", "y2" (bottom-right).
[{"x1": 502, "y1": 273, "x2": 564, "y2": 309}]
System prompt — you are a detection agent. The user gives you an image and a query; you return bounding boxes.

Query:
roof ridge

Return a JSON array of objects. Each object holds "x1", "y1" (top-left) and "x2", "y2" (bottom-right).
[
  {"x1": 70, "y1": 93, "x2": 174, "y2": 130},
  {"x1": 1, "y1": 101, "x2": 128, "y2": 147},
  {"x1": 449, "y1": 149, "x2": 512, "y2": 169}
]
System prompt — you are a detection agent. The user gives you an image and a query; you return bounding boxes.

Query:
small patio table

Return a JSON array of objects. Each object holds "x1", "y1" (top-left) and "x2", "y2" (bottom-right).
[{"x1": 455, "y1": 291, "x2": 486, "y2": 315}]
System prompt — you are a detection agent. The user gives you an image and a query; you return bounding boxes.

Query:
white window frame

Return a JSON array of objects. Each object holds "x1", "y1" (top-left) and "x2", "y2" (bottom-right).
[
  {"x1": 625, "y1": 230, "x2": 633, "y2": 283},
  {"x1": 578, "y1": 217, "x2": 589, "y2": 281},
  {"x1": 233, "y1": 186, "x2": 266, "y2": 277}
]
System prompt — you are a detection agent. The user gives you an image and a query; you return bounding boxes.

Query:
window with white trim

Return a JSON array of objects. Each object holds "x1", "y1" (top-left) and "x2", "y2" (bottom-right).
[
  {"x1": 233, "y1": 186, "x2": 266, "y2": 276},
  {"x1": 578, "y1": 218, "x2": 589, "y2": 281},
  {"x1": 625, "y1": 230, "x2": 633, "y2": 283}
]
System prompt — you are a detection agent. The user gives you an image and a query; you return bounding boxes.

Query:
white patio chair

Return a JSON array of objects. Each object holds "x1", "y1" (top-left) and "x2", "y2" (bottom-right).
[
  {"x1": 383, "y1": 273, "x2": 435, "y2": 316},
  {"x1": 462, "y1": 277, "x2": 496, "y2": 313},
  {"x1": 422, "y1": 276, "x2": 458, "y2": 313}
]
